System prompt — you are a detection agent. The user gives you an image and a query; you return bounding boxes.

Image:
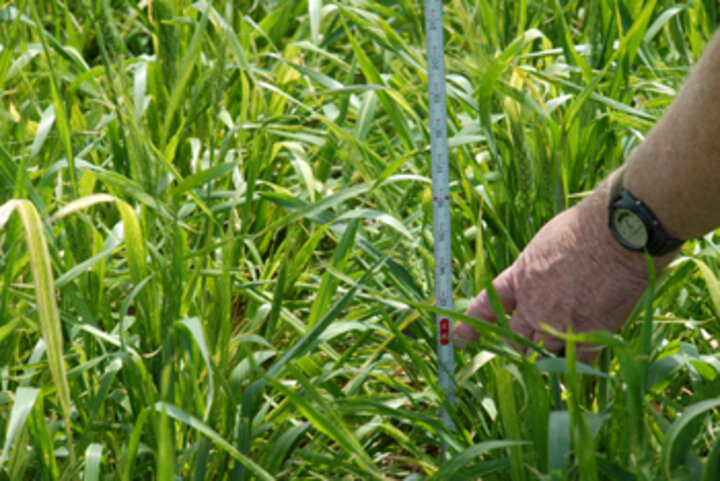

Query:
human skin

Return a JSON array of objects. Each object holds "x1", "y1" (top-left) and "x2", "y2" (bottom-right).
[
  {"x1": 455, "y1": 30, "x2": 720, "y2": 362},
  {"x1": 625, "y1": 29, "x2": 720, "y2": 240}
]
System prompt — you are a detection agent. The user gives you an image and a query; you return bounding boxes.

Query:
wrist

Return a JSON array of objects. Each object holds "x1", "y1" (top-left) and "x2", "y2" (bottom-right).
[
  {"x1": 608, "y1": 168, "x2": 684, "y2": 256},
  {"x1": 582, "y1": 177, "x2": 678, "y2": 278}
]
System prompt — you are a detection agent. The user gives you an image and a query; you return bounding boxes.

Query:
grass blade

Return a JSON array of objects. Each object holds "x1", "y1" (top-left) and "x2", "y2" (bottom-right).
[
  {"x1": 548, "y1": 411, "x2": 571, "y2": 476},
  {"x1": 661, "y1": 399, "x2": 720, "y2": 479},
  {"x1": 154, "y1": 402, "x2": 275, "y2": 481},
  {"x1": 0, "y1": 387, "x2": 39, "y2": 471},
  {"x1": 692, "y1": 259, "x2": 720, "y2": 318},
  {"x1": 308, "y1": 0, "x2": 322, "y2": 44},
  {"x1": 84, "y1": 443, "x2": 103, "y2": 481},
  {"x1": 26, "y1": 390, "x2": 60, "y2": 478},
  {"x1": 176, "y1": 317, "x2": 214, "y2": 421},
  {"x1": 161, "y1": 1, "x2": 211, "y2": 146},
  {"x1": 28, "y1": 1, "x2": 77, "y2": 194},
  {"x1": 495, "y1": 367, "x2": 526, "y2": 481},
  {"x1": 268, "y1": 377, "x2": 386, "y2": 480},
  {"x1": 431, "y1": 440, "x2": 527, "y2": 481},
  {"x1": 4, "y1": 201, "x2": 75, "y2": 464}
]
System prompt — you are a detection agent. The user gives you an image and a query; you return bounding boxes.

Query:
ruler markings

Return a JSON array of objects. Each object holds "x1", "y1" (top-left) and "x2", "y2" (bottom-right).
[{"x1": 424, "y1": 0, "x2": 455, "y2": 436}]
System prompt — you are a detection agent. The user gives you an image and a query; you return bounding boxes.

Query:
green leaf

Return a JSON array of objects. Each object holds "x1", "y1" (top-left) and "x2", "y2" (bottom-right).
[
  {"x1": 701, "y1": 434, "x2": 720, "y2": 481},
  {"x1": 263, "y1": 423, "x2": 310, "y2": 475},
  {"x1": 430, "y1": 440, "x2": 527, "y2": 480},
  {"x1": 535, "y1": 358, "x2": 616, "y2": 380},
  {"x1": 49, "y1": 193, "x2": 157, "y2": 346},
  {"x1": 0, "y1": 0, "x2": 27, "y2": 92},
  {"x1": 29, "y1": 104, "x2": 55, "y2": 160},
  {"x1": 662, "y1": 399, "x2": 720, "y2": 479},
  {"x1": 119, "y1": 407, "x2": 151, "y2": 481},
  {"x1": 161, "y1": 2, "x2": 211, "y2": 145},
  {"x1": 548, "y1": 411, "x2": 571, "y2": 476},
  {"x1": 260, "y1": 184, "x2": 369, "y2": 233},
  {"x1": 154, "y1": 402, "x2": 275, "y2": 481},
  {"x1": 29, "y1": 1, "x2": 76, "y2": 193},
  {"x1": 266, "y1": 240, "x2": 391, "y2": 378},
  {"x1": 496, "y1": 367, "x2": 525, "y2": 481},
  {"x1": 552, "y1": 0, "x2": 592, "y2": 81},
  {"x1": 335, "y1": 209, "x2": 412, "y2": 239},
  {"x1": 173, "y1": 162, "x2": 236, "y2": 199},
  {"x1": 484, "y1": 275, "x2": 510, "y2": 331},
  {"x1": 268, "y1": 379, "x2": 383, "y2": 479},
  {"x1": 176, "y1": 317, "x2": 214, "y2": 421},
  {"x1": 308, "y1": 0, "x2": 322, "y2": 44},
  {"x1": 693, "y1": 259, "x2": 720, "y2": 318},
  {"x1": 3, "y1": 201, "x2": 75, "y2": 462},
  {"x1": 339, "y1": 9, "x2": 414, "y2": 150},
  {"x1": 84, "y1": 444, "x2": 103, "y2": 481},
  {"x1": 0, "y1": 387, "x2": 39, "y2": 471},
  {"x1": 26, "y1": 390, "x2": 59, "y2": 478}
]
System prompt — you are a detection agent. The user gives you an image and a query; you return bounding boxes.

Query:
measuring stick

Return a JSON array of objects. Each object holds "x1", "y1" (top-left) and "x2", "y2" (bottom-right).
[{"x1": 424, "y1": 0, "x2": 455, "y2": 440}]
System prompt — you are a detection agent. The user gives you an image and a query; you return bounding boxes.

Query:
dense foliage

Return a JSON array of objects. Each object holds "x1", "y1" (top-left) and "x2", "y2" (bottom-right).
[{"x1": 1, "y1": 0, "x2": 720, "y2": 479}]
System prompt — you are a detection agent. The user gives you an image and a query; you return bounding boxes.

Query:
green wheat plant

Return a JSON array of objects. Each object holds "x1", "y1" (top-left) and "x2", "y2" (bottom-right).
[{"x1": 1, "y1": 0, "x2": 719, "y2": 479}]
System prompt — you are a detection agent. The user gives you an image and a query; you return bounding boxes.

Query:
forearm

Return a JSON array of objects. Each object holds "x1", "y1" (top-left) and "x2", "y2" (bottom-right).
[{"x1": 624, "y1": 29, "x2": 720, "y2": 240}]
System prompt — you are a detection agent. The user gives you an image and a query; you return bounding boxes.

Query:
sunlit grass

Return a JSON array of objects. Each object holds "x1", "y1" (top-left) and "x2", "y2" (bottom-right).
[{"x1": 1, "y1": 0, "x2": 719, "y2": 479}]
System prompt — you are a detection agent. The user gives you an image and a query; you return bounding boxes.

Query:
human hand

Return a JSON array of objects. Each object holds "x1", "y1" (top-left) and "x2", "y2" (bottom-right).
[{"x1": 454, "y1": 179, "x2": 679, "y2": 363}]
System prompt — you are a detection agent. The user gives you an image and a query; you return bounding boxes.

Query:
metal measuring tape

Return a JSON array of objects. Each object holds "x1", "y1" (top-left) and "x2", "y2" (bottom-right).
[{"x1": 424, "y1": 0, "x2": 455, "y2": 436}]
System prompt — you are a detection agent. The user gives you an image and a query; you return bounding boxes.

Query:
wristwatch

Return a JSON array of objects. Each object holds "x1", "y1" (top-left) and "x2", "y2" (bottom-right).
[{"x1": 607, "y1": 168, "x2": 683, "y2": 256}]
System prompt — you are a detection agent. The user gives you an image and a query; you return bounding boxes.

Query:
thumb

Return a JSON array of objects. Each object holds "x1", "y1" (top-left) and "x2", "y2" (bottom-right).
[{"x1": 455, "y1": 267, "x2": 516, "y2": 345}]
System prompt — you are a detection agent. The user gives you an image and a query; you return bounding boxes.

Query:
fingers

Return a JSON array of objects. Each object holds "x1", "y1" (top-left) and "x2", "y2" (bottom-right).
[
  {"x1": 465, "y1": 267, "x2": 516, "y2": 322},
  {"x1": 528, "y1": 324, "x2": 604, "y2": 364},
  {"x1": 457, "y1": 272, "x2": 608, "y2": 364},
  {"x1": 459, "y1": 293, "x2": 607, "y2": 365},
  {"x1": 453, "y1": 322, "x2": 479, "y2": 346},
  {"x1": 455, "y1": 267, "x2": 516, "y2": 346},
  {"x1": 529, "y1": 329, "x2": 565, "y2": 356}
]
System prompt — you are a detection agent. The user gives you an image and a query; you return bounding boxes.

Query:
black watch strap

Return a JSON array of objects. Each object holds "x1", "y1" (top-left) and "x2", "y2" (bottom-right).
[{"x1": 608, "y1": 168, "x2": 684, "y2": 256}]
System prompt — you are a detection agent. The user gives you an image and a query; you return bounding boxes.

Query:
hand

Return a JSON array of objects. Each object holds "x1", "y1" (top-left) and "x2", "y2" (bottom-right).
[{"x1": 455, "y1": 178, "x2": 679, "y2": 363}]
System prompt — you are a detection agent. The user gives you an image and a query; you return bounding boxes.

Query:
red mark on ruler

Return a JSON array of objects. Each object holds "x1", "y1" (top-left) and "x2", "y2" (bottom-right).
[{"x1": 440, "y1": 318, "x2": 450, "y2": 345}]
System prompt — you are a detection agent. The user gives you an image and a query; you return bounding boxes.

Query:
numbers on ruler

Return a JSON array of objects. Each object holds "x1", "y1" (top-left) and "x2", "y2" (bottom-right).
[
  {"x1": 427, "y1": 8, "x2": 440, "y2": 31},
  {"x1": 437, "y1": 223, "x2": 446, "y2": 241},
  {"x1": 433, "y1": 117, "x2": 445, "y2": 139},
  {"x1": 437, "y1": 293, "x2": 452, "y2": 312},
  {"x1": 430, "y1": 46, "x2": 442, "y2": 70},
  {"x1": 430, "y1": 55, "x2": 443, "y2": 70},
  {"x1": 438, "y1": 256, "x2": 448, "y2": 276},
  {"x1": 434, "y1": 161, "x2": 444, "y2": 175},
  {"x1": 434, "y1": 149, "x2": 446, "y2": 176},
  {"x1": 433, "y1": 79, "x2": 442, "y2": 94}
]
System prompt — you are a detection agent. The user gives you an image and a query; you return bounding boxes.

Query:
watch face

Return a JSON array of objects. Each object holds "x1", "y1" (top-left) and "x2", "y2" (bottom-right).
[{"x1": 612, "y1": 207, "x2": 648, "y2": 249}]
